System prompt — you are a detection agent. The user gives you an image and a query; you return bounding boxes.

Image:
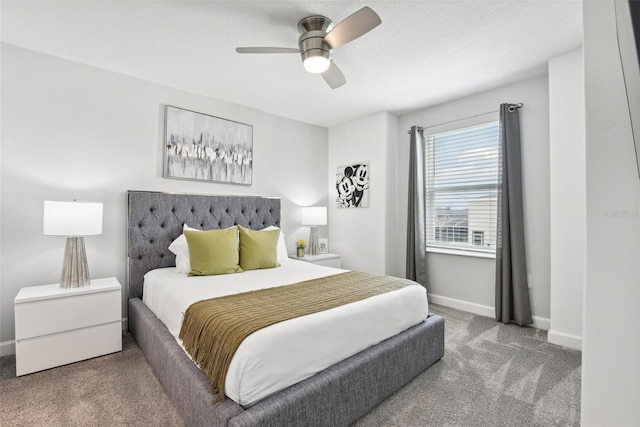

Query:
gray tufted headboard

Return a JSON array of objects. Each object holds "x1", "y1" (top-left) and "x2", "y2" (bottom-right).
[{"x1": 127, "y1": 190, "x2": 281, "y2": 299}]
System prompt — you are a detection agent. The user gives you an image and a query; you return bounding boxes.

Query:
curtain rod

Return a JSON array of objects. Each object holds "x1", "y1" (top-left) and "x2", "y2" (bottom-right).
[{"x1": 407, "y1": 103, "x2": 523, "y2": 134}]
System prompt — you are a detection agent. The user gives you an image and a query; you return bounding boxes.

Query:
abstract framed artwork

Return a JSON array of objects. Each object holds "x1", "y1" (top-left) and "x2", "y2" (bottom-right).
[
  {"x1": 164, "y1": 105, "x2": 253, "y2": 185},
  {"x1": 336, "y1": 162, "x2": 369, "y2": 208}
]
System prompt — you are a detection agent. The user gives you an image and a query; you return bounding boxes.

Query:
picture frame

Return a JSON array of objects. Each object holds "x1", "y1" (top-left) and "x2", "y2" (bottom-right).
[
  {"x1": 164, "y1": 105, "x2": 253, "y2": 185},
  {"x1": 336, "y1": 162, "x2": 369, "y2": 208},
  {"x1": 318, "y1": 237, "x2": 329, "y2": 254}
]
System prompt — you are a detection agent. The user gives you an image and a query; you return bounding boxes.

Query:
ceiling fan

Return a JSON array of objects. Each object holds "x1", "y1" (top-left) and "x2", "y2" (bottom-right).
[{"x1": 236, "y1": 6, "x2": 381, "y2": 89}]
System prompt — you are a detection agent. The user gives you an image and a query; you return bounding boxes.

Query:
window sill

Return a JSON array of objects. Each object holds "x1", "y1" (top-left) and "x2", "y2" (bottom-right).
[{"x1": 427, "y1": 247, "x2": 496, "y2": 259}]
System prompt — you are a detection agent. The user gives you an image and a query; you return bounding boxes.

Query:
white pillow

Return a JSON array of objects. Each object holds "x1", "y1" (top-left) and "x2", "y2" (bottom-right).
[
  {"x1": 262, "y1": 226, "x2": 290, "y2": 263},
  {"x1": 168, "y1": 224, "x2": 200, "y2": 274}
]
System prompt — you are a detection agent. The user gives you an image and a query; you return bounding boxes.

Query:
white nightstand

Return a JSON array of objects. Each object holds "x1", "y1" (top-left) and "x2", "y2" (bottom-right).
[
  {"x1": 14, "y1": 277, "x2": 122, "y2": 376},
  {"x1": 291, "y1": 253, "x2": 341, "y2": 268}
]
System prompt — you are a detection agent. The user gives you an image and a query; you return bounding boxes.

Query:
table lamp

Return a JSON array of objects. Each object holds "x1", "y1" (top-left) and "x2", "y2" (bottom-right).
[
  {"x1": 43, "y1": 200, "x2": 103, "y2": 288},
  {"x1": 301, "y1": 206, "x2": 327, "y2": 255}
]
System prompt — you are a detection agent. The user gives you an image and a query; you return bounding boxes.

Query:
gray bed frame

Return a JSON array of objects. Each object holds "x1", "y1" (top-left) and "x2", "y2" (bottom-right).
[{"x1": 127, "y1": 190, "x2": 444, "y2": 427}]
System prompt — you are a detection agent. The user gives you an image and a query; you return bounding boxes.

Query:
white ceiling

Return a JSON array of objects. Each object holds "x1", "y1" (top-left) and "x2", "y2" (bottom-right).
[{"x1": 1, "y1": 0, "x2": 583, "y2": 127}]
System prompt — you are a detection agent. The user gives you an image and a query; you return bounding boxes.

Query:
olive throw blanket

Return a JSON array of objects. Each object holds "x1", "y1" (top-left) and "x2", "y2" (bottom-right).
[{"x1": 179, "y1": 271, "x2": 415, "y2": 402}]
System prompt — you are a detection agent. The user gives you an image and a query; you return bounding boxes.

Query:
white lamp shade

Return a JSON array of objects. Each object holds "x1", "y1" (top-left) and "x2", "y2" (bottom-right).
[
  {"x1": 301, "y1": 206, "x2": 327, "y2": 226},
  {"x1": 43, "y1": 200, "x2": 103, "y2": 236}
]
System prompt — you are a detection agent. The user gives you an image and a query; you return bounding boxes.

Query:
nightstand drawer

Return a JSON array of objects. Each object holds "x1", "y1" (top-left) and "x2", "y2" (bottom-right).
[
  {"x1": 15, "y1": 290, "x2": 120, "y2": 340},
  {"x1": 291, "y1": 253, "x2": 342, "y2": 268},
  {"x1": 15, "y1": 321, "x2": 122, "y2": 376},
  {"x1": 313, "y1": 258, "x2": 341, "y2": 268}
]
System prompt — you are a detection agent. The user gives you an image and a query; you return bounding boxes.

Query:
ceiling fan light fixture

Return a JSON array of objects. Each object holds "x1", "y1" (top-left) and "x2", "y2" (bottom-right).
[
  {"x1": 303, "y1": 54, "x2": 331, "y2": 74},
  {"x1": 236, "y1": 7, "x2": 381, "y2": 88}
]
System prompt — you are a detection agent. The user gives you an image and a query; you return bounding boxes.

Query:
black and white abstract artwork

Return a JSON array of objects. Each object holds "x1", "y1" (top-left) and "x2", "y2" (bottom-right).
[
  {"x1": 336, "y1": 162, "x2": 369, "y2": 208},
  {"x1": 164, "y1": 105, "x2": 253, "y2": 185}
]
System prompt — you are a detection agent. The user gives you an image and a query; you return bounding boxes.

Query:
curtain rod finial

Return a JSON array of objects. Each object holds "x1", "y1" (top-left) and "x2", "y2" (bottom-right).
[{"x1": 508, "y1": 103, "x2": 524, "y2": 112}]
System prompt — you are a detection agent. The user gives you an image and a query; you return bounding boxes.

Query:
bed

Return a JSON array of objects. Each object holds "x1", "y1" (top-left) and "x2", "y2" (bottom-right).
[{"x1": 127, "y1": 190, "x2": 444, "y2": 427}]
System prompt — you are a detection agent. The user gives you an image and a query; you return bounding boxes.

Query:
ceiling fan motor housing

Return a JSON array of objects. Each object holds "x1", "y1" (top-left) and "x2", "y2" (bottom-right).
[{"x1": 298, "y1": 15, "x2": 334, "y2": 69}]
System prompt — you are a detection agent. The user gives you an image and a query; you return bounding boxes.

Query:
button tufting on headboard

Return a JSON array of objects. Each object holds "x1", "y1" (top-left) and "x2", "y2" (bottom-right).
[{"x1": 127, "y1": 191, "x2": 281, "y2": 300}]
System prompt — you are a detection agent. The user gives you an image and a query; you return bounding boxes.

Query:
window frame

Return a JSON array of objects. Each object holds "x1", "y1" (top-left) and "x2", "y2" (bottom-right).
[{"x1": 422, "y1": 113, "x2": 500, "y2": 258}]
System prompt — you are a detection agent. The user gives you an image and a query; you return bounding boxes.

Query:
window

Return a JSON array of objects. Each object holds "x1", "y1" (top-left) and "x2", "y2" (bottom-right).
[
  {"x1": 472, "y1": 230, "x2": 485, "y2": 246},
  {"x1": 424, "y1": 122, "x2": 499, "y2": 254}
]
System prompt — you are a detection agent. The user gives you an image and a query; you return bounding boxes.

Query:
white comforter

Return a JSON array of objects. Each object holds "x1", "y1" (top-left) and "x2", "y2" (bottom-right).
[{"x1": 143, "y1": 260, "x2": 428, "y2": 406}]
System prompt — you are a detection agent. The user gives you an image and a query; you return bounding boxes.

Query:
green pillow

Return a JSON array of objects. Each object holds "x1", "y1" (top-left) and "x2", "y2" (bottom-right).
[
  {"x1": 184, "y1": 227, "x2": 243, "y2": 276},
  {"x1": 238, "y1": 225, "x2": 280, "y2": 271}
]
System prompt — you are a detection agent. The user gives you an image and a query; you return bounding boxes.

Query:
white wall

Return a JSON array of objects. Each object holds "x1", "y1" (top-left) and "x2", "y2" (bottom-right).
[
  {"x1": 548, "y1": 48, "x2": 585, "y2": 350},
  {"x1": 581, "y1": 1, "x2": 640, "y2": 424},
  {"x1": 396, "y1": 76, "x2": 551, "y2": 326},
  {"x1": 384, "y1": 114, "x2": 398, "y2": 275},
  {"x1": 328, "y1": 112, "x2": 395, "y2": 274},
  {"x1": 0, "y1": 44, "x2": 328, "y2": 355}
]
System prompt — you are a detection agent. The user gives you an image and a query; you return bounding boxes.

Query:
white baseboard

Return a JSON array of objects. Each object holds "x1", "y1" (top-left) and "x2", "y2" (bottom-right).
[
  {"x1": 548, "y1": 329, "x2": 582, "y2": 350},
  {"x1": 1, "y1": 340, "x2": 15, "y2": 357},
  {"x1": 429, "y1": 293, "x2": 550, "y2": 330},
  {"x1": 532, "y1": 315, "x2": 550, "y2": 331},
  {"x1": 430, "y1": 294, "x2": 495, "y2": 318}
]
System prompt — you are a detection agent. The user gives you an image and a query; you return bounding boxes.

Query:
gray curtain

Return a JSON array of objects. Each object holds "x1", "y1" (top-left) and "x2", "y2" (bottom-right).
[
  {"x1": 406, "y1": 126, "x2": 428, "y2": 291},
  {"x1": 495, "y1": 104, "x2": 532, "y2": 326}
]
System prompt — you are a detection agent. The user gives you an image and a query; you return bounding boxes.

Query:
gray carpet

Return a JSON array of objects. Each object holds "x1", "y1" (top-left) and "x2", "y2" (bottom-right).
[
  {"x1": 0, "y1": 334, "x2": 185, "y2": 427},
  {"x1": 0, "y1": 304, "x2": 581, "y2": 426},
  {"x1": 352, "y1": 305, "x2": 581, "y2": 427}
]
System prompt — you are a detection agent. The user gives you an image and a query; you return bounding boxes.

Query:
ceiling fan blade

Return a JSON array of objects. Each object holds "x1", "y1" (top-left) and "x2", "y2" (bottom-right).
[
  {"x1": 324, "y1": 6, "x2": 381, "y2": 49},
  {"x1": 322, "y1": 62, "x2": 347, "y2": 89},
  {"x1": 236, "y1": 47, "x2": 299, "y2": 54}
]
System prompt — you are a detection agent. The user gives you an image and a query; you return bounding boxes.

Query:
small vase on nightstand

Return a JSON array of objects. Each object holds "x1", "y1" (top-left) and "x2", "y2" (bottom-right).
[{"x1": 297, "y1": 247, "x2": 305, "y2": 257}]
